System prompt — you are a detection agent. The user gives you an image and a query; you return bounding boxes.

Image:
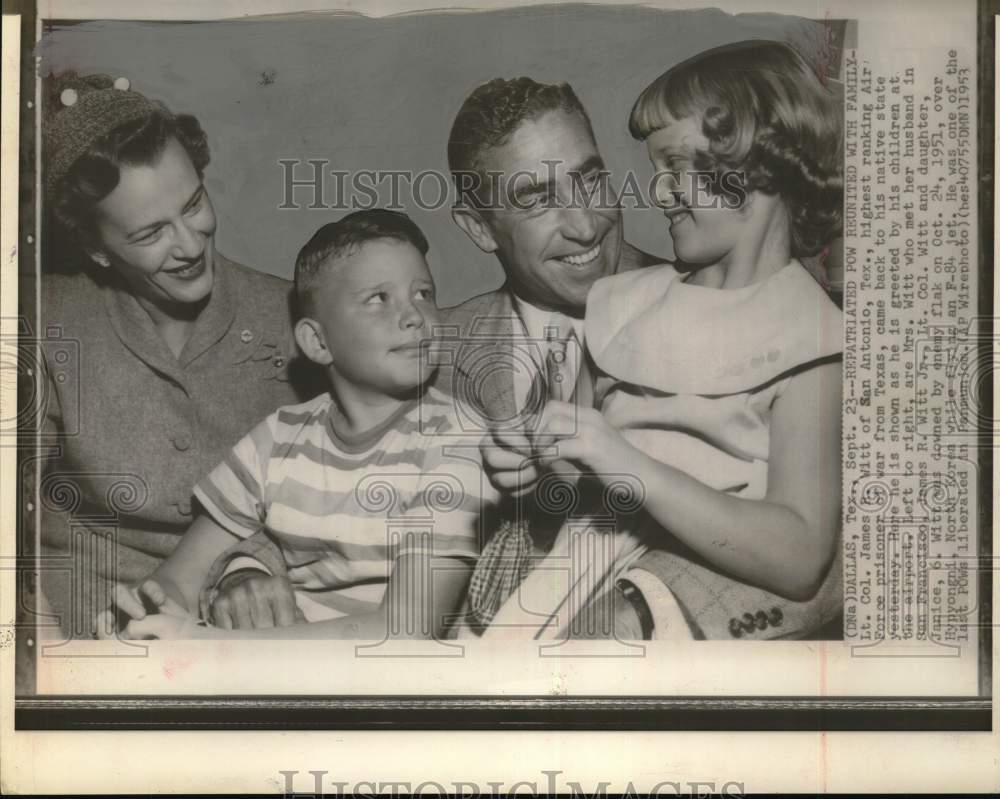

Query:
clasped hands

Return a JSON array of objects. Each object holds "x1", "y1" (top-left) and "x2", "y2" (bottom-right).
[
  {"x1": 95, "y1": 579, "x2": 202, "y2": 640},
  {"x1": 480, "y1": 399, "x2": 635, "y2": 495},
  {"x1": 97, "y1": 571, "x2": 304, "y2": 640}
]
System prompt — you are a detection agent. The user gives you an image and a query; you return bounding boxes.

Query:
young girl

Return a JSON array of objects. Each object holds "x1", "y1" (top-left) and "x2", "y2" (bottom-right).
[{"x1": 475, "y1": 40, "x2": 843, "y2": 638}]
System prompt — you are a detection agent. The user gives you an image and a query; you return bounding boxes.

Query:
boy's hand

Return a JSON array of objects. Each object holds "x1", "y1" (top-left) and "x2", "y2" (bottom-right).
[
  {"x1": 95, "y1": 579, "x2": 192, "y2": 640},
  {"x1": 210, "y1": 573, "x2": 305, "y2": 630}
]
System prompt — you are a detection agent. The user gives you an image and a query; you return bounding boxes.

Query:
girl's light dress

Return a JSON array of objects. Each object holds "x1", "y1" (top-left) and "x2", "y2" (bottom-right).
[
  {"x1": 587, "y1": 260, "x2": 843, "y2": 500},
  {"x1": 582, "y1": 260, "x2": 844, "y2": 638},
  {"x1": 474, "y1": 260, "x2": 844, "y2": 639}
]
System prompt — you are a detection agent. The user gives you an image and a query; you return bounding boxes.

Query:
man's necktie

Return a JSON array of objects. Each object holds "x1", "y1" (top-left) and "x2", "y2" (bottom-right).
[
  {"x1": 545, "y1": 317, "x2": 595, "y2": 409},
  {"x1": 545, "y1": 325, "x2": 573, "y2": 402}
]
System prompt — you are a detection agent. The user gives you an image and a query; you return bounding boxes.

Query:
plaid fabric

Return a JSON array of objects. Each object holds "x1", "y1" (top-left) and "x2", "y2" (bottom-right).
[{"x1": 466, "y1": 517, "x2": 535, "y2": 628}]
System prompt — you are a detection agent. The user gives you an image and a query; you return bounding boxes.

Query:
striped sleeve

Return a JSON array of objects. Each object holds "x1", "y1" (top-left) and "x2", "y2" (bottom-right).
[
  {"x1": 398, "y1": 438, "x2": 497, "y2": 562},
  {"x1": 193, "y1": 415, "x2": 274, "y2": 538}
]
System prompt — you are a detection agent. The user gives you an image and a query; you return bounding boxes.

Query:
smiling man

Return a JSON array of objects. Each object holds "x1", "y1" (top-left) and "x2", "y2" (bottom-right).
[
  {"x1": 447, "y1": 78, "x2": 655, "y2": 311},
  {"x1": 441, "y1": 78, "x2": 659, "y2": 427},
  {"x1": 448, "y1": 81, "x2": 637, "y2": 311},
  {"x1": 437, "y1": 78, "x2": 666, "y2": 637}
]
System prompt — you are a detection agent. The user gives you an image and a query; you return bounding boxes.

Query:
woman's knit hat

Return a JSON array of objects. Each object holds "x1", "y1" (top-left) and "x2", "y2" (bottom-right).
[{"x1": 44, "y1": 72, "x2": 162, "y2": 199}]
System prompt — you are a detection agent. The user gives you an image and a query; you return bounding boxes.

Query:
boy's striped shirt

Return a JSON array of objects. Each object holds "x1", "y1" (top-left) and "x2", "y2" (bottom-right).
[{"x1": 194, "y1": 387, "x2": 492, "y2": 620}]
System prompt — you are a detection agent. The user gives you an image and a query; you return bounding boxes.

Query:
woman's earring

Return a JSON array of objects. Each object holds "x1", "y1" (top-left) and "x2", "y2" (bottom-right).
[{"x1": 92, "y1": 253, "x2": 111, "y2": 268}]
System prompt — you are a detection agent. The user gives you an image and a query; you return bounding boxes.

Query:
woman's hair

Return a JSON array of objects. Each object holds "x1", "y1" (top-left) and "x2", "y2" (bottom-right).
[
  {"x1": 45, "y1": 74, "x2": 211, "y2": 245},
  {"x1": 629, "y1": 40, "x2": 843, "y2": 257}
]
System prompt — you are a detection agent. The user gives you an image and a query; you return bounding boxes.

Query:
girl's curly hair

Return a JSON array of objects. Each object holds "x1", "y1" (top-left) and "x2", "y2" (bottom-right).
[{"x1": 629, "y1": 40, "x2": 843, "y2": 257}]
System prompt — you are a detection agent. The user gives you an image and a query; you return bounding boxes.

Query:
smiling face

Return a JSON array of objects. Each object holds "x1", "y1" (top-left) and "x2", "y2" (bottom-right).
[
  {"x1": 303, "y1": 238, "x2": 440, "y2": 401},
  {"x1": 473, "y1": 109, "x2": 623, "y2": 314},
  {"x1": 91, "y1": 137, "x2": 217, "y2": 309},
  {"x1": 645, "y1": 114, "x2": 757, "y2": 269}
]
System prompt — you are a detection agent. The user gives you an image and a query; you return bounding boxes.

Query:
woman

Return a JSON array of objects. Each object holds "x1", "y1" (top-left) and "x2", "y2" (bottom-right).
[{"x1": 36, "y1": 73, "x2": 316, "y2": 637}]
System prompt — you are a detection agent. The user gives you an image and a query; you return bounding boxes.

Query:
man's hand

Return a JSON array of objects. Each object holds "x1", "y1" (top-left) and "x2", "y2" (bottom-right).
[
  {"x1": 210, "y1": 572, "x2": 304, "y2": 630},
  {"x1": 480, "y1": 410, "x2": 597, "y2": 497},
  {"x1": 535, "y1": 401, "x2": 637, "y2": 481},
  {"x1": 479, "y1": 428, "x2": 542, "y2": 495}
]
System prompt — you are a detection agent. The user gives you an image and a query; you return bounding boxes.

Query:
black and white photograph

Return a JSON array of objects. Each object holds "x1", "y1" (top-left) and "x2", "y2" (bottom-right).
[{"x1": 1, "y1": 0, "x2": 993, "y2": 794}]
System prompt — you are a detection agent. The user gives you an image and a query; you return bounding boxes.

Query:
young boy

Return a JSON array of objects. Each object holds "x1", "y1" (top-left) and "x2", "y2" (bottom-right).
[{"x1": 105, "y1": 209, "x2": 492, "y2": 639}]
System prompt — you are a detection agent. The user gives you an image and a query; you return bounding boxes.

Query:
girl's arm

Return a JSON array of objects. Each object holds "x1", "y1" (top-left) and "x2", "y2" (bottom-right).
[
  {"x1": 538, "y1": 360, "x2": 842, "y2": 600},
  {"x1": 128, "y1": 552, "x2": 473, "y2": 640}
]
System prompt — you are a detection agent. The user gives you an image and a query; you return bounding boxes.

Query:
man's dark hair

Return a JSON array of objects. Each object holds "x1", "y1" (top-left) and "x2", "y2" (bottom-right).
[
  {"x1": 294, "y1": 208, "x2": 429, "y2": 316},
  {"x1": 447, "y1": 77, "x2": 595, "y2": 203}
]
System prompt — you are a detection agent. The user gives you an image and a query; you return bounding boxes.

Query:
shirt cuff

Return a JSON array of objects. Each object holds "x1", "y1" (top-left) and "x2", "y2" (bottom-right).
[
  {"x1": 220, "y1": 557, "x2": 272, "y2": 581},
  {"x1": 199, "y1": 559, "x2": 273, "y2": 623},
  {"x1": 622, "y1": 567, "x2": 695, "y2": 641}
]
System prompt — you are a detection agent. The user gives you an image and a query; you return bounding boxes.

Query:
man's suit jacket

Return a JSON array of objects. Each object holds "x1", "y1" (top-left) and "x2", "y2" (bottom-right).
[
  {"x1": 432, "y1": 285, "x2": 527, "y2": 434},
  {"x1": 438, "y1": 270, "x2": 842, "y2": 641}
]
